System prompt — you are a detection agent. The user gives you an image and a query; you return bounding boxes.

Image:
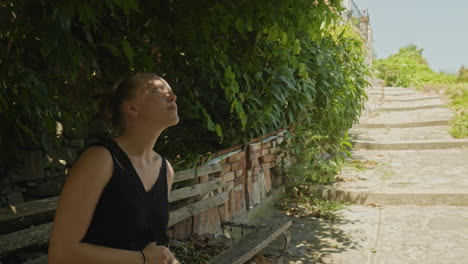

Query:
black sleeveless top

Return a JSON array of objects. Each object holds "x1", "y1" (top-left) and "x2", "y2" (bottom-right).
[{"x1": 80, "y1": 139, "x2": 170, "y2": 250}]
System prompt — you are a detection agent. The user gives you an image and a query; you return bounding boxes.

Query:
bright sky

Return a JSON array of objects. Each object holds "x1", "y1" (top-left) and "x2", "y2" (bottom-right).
[{"x1": 353, "y1": 0, "x2": 468, "y2": 73}]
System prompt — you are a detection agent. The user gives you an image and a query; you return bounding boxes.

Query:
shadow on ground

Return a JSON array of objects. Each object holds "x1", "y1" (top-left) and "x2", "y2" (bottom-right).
[{"x1": 261, "y1": 211, "x2": 366, "y2": 264}]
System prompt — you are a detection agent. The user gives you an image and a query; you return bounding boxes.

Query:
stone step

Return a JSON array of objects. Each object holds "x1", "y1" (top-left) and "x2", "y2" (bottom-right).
[
  {"x1": 316, "y1": 187, "x2": 468, "y2": 206},
  {"x1": 359, "y1": 108, "x2": 453, "y2": 124},
  {"x1": 368, "y1": 90, "x2": 419, "y2": 96},
  {"x1": 368, "y1": 86, "x2": 417, "y2": 91},
  {"x1": 357, "y1": 119, "x2": 449, "y2": 128},
  {"x1": 384, "y1": 95, "x2": 441, "y2": 102},
  {"x1": 350, "y1": 126, "x2": 453, "y2": 142},
  {"x1": 377, "y1": 103, "x2": 446, "y2": 112},
  {"x1": 351, "y1": 139, "x2": 468, "y2": 150}
]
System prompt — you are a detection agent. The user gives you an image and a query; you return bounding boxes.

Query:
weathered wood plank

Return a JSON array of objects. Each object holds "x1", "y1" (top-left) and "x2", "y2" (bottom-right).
[
  {"x1": 0, "y1": 223, "x2": 52, "y2": 255},
  {"x1": 169, "y1": 179, "x2": 224, "y2": 203},
  {"x1": 23, "y1": 255, "x2": 48, "y2": 264},
  {"x1": 174, "y1": 163, "x2": 223, "y2": 183},
  {"x1": 0, "y1": 164, "x2": 224, "y2": 224},
  {"x1": 168, "y1": 192, "x2": 229, "y2": 227},
  {"x1": 207, "y1": 218, "x2": 292, "y2": 264},
  {"x1": 0, "y1": 192, "x2": 229, "y2": 255},
  {"x1": 0, "y1": 196, "x2": 58, "y2": 224}
]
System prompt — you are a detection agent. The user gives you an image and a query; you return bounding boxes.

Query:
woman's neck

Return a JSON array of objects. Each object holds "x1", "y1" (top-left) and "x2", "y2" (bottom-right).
[{"x1": 113, "y1": 126, "x2": 164, "y2": 160}]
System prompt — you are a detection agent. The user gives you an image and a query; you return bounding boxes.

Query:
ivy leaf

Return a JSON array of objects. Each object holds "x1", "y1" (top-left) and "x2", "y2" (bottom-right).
[
  {"x1": 268, "y1": 25, "x2": 278, "y2": 42},
  {"x1": 121, "y1": 40, "x2": 135, "y2": 66},
  {"x1": 230, "y1": 81, "x2": 239, "y2": 94},
  {"x1": 246, "y1": 19, "x2": 253, "y2": 32},
  {"x1": 235, "y1": 18, "x2": 244, "y2": 34},
  {"x1": 215, "y1": 124, "x2": 223, "y2": 138}
]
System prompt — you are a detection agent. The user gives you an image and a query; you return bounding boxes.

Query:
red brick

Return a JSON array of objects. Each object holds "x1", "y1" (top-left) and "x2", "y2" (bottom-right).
[
  {"x1": 265, "y1": 162, "x2": 276, "y2": 169},
  {"x1": 230, "y1": 184, "x2": 246, "y2": 217},
  {"x1": 261, "y1": 164, "x2": 272, "y2": 193},
  {"x1": 222, "y1": 163, "x2": 232, "y2": 173},
  {"x1": 218, "y1": 202, "x2": 230, "y2": 221},
  {"x1": 199, "y1": 174, "x2": 209, "y2": 183},
  {"x1": 262, "y1": 141, "x2": 272, "y2": 149},
  {"x1": 173, "y1": 217, "x2": 192, "y2": 240},
  {"x1": 193, "y1": 207, "x2": 221, "y2": 235},
  {"x1": 248, "y1": 158, "x2": 260, "y2": 168},
  {"x1": 269, "y1": 147, "x2": 280, "y2": 154},
  {"x1": 208, "y1": 171, "x2": 221, "y2": 180},
  {"x1": 247, "y1": 176, "x2": 260, "y2": 206},
  {"x1": 260, "y1": 154, "x2": 276, "y2": 163},
  {"x1": 230, "y1": 160, "x2": 245, "y2": 171},
  {"x1": 252, "y1": 165, "x2": 261, "y2": 176},
  {"x1": 222, "y1": 171, "x2": 235, "y2": 182},
  {"x1": 234, "y1": 176, "x2": 245, "y2": 186},
  {"x1": 223, "y1": 180, "x2": 234, "y2": 192},
  {"x1": 248, "y1": 150, "x2": 262, "y2": 160},
  {"x1": 226, "y1": 151, "x2": 245, "y2": 163},
  {"x1": 249, "y1": 144, "x2": 262, "y2": 151}
]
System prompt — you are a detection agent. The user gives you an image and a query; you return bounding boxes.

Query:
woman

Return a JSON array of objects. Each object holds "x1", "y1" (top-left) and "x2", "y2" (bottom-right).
[{"x1": 48, "y1": 73, "x2": 181, "y2": 264}]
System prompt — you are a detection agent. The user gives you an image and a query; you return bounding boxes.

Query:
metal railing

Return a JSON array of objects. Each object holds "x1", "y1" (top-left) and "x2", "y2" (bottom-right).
[{"x1": 351, "y1": 0, "x2": 362, "y2": 18}]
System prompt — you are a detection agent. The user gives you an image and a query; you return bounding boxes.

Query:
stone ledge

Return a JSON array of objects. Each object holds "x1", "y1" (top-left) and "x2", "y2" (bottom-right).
[
  {"x1": 315, "y1": 186, "x2": 468, "y2": 206},
  {"x1": 358, "y1": 119, "x2": 449, "y2": 128},
  {"x1": 352, "y1": 139, "x2": 468, "y2": 150}
]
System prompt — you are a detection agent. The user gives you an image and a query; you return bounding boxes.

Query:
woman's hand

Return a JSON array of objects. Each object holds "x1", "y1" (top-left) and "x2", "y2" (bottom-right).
[{"x1": 141, "y1": 242, "x2": 171, "y2": 264}]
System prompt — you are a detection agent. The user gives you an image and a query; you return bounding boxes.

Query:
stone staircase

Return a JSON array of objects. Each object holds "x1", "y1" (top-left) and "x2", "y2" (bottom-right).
[{"x1": 312, "y1": 86, "x2": 468, "y2": 263}]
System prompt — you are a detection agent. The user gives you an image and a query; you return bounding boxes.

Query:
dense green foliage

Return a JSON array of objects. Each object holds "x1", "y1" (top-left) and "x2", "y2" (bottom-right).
[
  {"x1": 1, "y1": 0, "x2": 369, "y2": 171},
  {"x1": 456, "y1": 66, "x2": 468, "y2": 83},
  {"x1": 375, "y1": 44, "x2": 468, "y2": 138},
  {"x1": 374, "y1": 45, "x2": 454, "y2": 88}
]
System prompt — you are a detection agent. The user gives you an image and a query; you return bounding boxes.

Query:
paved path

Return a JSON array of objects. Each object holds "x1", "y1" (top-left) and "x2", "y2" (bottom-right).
[{"x1": 281, "y1": 86, "x2": 468, "y2": 264}]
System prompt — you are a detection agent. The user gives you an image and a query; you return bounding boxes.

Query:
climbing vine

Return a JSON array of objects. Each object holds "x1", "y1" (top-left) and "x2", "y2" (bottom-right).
[{"x1": 0, "y1": 0, "x2": 368, "y2": 171}]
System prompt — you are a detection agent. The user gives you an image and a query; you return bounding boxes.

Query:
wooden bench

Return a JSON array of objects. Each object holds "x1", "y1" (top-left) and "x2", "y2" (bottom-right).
[
  {"x1": 209, "y1": 217, "x2": 291, "y2": 264},
  {"x1": 0, "y1": 162, "x2": 227, "y2": 264},
  {"x1": 1, "y1": 138, "x2": 292, "y2": 264}
]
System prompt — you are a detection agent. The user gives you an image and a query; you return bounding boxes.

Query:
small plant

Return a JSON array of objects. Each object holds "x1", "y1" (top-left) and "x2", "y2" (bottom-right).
[
  {"x1": 456, "y1": 65, "x2": 468, "y2": 83},
  {"x1": 278, "y1": 183, "x2": 348, "y2": 221}
]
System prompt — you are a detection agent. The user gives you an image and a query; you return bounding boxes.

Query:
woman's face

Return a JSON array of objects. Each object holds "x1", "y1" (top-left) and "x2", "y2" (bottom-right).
[{"x1": 126, "y1": 76, "x2": 179, "y2": 128}]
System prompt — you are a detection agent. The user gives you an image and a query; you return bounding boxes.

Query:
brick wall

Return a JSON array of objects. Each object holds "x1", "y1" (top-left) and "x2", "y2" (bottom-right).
[{"x1": 167, "y1": 131, "x2": 291, "y2": 240}]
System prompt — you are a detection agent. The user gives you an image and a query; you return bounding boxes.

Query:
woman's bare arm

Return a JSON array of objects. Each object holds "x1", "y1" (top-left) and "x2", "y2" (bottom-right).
[
  {"x1": 166, "y1": 159, "x2": 175, "y2": 196},
  {"x1": 164, "y1": 160, "x2": 182, "y2": 264},
  {"x1": 48, "y1": 146, "x2": 143, "y2": 264}
]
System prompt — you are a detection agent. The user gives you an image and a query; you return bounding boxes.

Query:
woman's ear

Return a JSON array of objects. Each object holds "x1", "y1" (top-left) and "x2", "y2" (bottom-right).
[{"x1": 123, "y1": 101, "x2": 139, "y2": 117}]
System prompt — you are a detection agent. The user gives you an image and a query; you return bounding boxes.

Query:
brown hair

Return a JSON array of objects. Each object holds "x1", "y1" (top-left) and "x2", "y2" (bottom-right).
[{"x1": 110, "y1": 73, "x2": 161, "y2": 132}]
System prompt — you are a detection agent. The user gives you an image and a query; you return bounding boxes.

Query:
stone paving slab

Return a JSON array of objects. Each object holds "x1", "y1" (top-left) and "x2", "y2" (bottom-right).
[
  {"x1": 305, "y1": 205, "x2": 468, "y2": 264},
  {"x1": 352, "y1": 139, "x2": 468, "y2": 150},
  {"x1": 368, "y1": 91, "x2": 419, "y2": 96},
  {"x1": 359, "y1": 108, "x2": 453, "y2": 125},
  {"x1": 378, "y1": 98, "x2": 443, "y2": 108},
  {"x1": 357, "y1": 120, "x2": 449, "y2": 128},
  {"x1": 327, "y1": 149, "x2": 468, "y2": 203},
  {"x1": 279, "y1": 205, "x2": 468, "y2": 264},
  {"x1": 377, "y1": 103, "x2": 446, "y2": 112},
  {"x1": 350, "y1": 125, "x2": 453, "y2": 141},
  {"x1": 383, "y1": 95, "x2": 441, "y2": 102}
]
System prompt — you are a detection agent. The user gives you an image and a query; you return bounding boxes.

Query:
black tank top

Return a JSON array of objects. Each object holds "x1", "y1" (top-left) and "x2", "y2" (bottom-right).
[{"x1": 80, "y1": 139, "x2": 170, "y2": 250}]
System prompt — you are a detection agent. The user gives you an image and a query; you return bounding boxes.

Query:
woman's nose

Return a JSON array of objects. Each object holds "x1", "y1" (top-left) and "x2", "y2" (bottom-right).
[{"x1": 168, "y1": 92, "x2": 177, "y2": 102}]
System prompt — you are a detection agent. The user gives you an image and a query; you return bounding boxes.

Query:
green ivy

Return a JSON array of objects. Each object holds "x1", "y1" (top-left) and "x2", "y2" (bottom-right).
[{"x1": 0, "y1": 0, "x2": 368, "y2": 172}]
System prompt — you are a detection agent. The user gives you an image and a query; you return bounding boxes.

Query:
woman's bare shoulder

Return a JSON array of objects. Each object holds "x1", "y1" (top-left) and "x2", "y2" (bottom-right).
[{"x1": 68, "y1": 145, "x2": 113, "y2": 180}]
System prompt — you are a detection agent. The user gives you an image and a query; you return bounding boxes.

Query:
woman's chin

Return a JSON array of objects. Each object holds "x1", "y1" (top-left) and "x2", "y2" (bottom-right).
[{"x1": 168, "y1": 116, "x2": 180, "y2": 126}]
